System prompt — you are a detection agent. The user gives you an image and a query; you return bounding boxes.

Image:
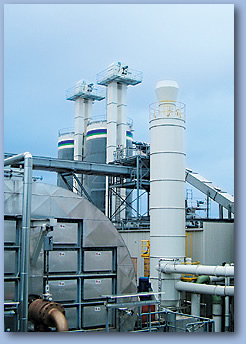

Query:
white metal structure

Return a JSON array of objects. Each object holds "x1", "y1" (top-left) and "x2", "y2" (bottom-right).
[
  {"x1": 185, "y1": 168, "x2": 234, "y2": 214},
  {"x1": 97, "y1": 62, "x2": 142, "y2": 163},
  {"x1": 98, "y1": 62, "x2": 142, "y2": 217},
  {"x1": 66, "y1": 80, "x2": 105, "y2": 193},
  {"x1": 149, "y1": 80, "x2": 186, "y2": 307}
]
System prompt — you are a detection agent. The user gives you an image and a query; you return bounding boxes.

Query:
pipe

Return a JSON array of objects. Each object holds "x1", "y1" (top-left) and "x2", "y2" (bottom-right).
[
  {"x1": 191, "y1": 293, "x2": 200, "y2": 317},
  {"x1": 4, "y1": 152, "x2": 33, "y2": 332},
  {"x1": 190, "y1": 275, "x2": 209, "y2": 317},
  {"x1": 212, "y1": 295, "x2": 222, "y2": 332},
  {"x1": 225, "y1": 276, "x2": 230, "y2": 331},
  {"x1": 28, "y1": 299, "x2": 69, "y2": 332},
  {"x1": 48, "y1": 309, "x2": 69, "y2": 332},
  {"x1": 158, "y1": 263, "x2": 234, "y2": 277},
  {"x1": 175, "y1": 281, "x2": 234, "y2": 296},
  {"x1": 209, "y1": 276, "x2": 226, "y2": 283}
]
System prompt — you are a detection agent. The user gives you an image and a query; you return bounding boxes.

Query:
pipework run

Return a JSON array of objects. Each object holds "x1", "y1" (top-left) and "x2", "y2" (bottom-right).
[{"x1": 28, "y1": 298, "x2": 69, "y2": 332}]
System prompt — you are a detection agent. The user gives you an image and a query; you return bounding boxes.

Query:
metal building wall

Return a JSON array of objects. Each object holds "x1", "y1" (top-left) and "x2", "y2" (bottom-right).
[
  {"x1": 119, "y1": 230, "x2": 150, "y2": 282},
  {"x1": 187, "y1": 221, "x2": 234, "y2": 265}
]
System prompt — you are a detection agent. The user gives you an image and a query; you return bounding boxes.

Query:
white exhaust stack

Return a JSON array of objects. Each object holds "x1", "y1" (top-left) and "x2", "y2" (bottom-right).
[{"x1": 149, "y1": 80, "x2": 186, "y2": 307}]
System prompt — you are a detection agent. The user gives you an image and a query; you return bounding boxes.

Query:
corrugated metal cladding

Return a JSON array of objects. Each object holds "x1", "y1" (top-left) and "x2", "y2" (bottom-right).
[
  {"x1": 187, "y1": 221, "x2": 234, "y2": 265},
  {"x1": 4, "y1": 179, "x2": 137, "y2": 331}
]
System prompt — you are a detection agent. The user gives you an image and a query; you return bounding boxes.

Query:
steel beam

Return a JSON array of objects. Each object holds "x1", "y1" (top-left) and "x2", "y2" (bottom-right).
[{"x1": 4, "y1": 154, "x2": 133, "y2": 177}]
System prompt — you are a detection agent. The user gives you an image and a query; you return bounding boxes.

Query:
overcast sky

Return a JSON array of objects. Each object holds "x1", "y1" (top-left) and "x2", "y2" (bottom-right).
[{"x1": 4, "y1": 4, "x2": 234, "y2": 196}]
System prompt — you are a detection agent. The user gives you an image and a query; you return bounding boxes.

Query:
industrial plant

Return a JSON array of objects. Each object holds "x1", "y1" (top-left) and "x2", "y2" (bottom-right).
[{"x1": 4, "y1": 62, "x2": 234, "y2": 332}]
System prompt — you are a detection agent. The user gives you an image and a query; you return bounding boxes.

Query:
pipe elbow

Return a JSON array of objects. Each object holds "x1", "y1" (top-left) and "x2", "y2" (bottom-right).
[
  {"x1": 48, "y1": 308, "x2": 69, "y2": 332},
  {"x1": 29, "y1": 299, "x2": 69, "y2": 332}
]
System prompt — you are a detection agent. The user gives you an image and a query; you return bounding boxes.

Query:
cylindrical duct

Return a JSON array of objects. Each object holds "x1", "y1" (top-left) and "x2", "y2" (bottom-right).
[
  {"x1": 158, "y1": 263, "x2": 234, "y2": 277},
  {"x1": 149, "y1": 80, "x2": 186, "y2": 307},
  {"x1": 191, "y1": 293, "x2": 201, "y2": 317},
  {"x1": 212, "y1": 295, "x2": 222, "y2": 332},
  {"x1": 175, "y1": 281, "x2": 234, "y2": 297}
]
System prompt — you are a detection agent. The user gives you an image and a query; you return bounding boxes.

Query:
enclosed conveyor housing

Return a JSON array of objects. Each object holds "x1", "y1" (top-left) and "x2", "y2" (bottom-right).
[{"x1": 185, "y1": 168, "x2": 234, "y2": 214}]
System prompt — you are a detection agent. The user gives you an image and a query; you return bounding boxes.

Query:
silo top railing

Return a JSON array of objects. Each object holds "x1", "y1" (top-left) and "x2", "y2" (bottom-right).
[
  {"x1": 58, "y1": 128, "x2": 75, "y2": 137},
  {"x1": 97, "y1": 63, "x2": 143, "y2": 86},
  {"x1": 149, "y1": 100, "x2": 186, "y2": 121}
]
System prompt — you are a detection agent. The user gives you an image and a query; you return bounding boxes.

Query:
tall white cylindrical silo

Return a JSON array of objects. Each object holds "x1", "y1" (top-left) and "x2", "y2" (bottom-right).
[{"x1": 149, "y1": 80, "x2": 186, "y2": 307}]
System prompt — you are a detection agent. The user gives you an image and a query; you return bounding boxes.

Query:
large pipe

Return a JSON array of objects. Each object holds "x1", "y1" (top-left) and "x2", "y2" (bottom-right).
[
  {"x1": 158, "y1": 263, "x2": 234, "y2": 277},
  {"x1": 212, "y1": 295, "x2": 222, "y2": 332},
  {"x1": 149, "y1": 81, "x2": 186, "y2": 307},
  {"x1": 225, "y1": 276, "x2": 230, "y2": 331},
  {"x1": 4, "y1": 152, "x2": 33, "y2": 332},
  {"x1": 29, "y1": 299, "x2": 68, "y2": 332},
  {"x1": 191, "y1": 293, "x2": 200, "y2": 317},
  {"x1": 175, "y1": 281, "x2": 234, "y2": 296},
  {"x1": 48, "y1": 308, "x2": 69, "y2": 332}
]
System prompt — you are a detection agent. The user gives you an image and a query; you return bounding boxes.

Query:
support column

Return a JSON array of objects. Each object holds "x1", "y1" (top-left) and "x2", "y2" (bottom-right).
[
  {"x1": 73, "y1": 98, "x2": 85, "y2": 193},
  {"x1": 105, "y1": 82, "x2": 118, "y2": 217},
  {"x1": 191, "y1": 293, "x2": 201, "y2": 317}
]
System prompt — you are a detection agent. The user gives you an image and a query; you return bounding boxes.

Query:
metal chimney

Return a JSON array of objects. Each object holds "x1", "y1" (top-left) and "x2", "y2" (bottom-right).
[{"x1": 149, "y1": 80, "x2": 186, "y2": 307}]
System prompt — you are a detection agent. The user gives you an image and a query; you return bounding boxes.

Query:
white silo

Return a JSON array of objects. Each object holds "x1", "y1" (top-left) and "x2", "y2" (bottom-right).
[{"x1": 149, "y1": 80, "x2": 186, "y2": 307}]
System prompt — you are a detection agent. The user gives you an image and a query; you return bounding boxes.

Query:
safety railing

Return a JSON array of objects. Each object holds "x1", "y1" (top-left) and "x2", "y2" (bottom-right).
[
  {"x1": 87, "y1": 116, "x2": 133, "y2": 127},
  {"x1": 132, "y1": 308, "x2": 214, "y2": 332},
  {"x1": 149, "y1": 100, "x2": 186, "y2": 121},
  {"x1": 58, "y1": 128, "x2": 75, "y2": 137},
  {"x1": 141, "y1": 240, "x2": 150, "y2": 258},
  {"x1": 66, "y1": 82, "x2": 105, "y2": 101},
  {"x1": 113, "y1": 145, "x2": 149, "y2": 161},
  {"x1": 97, "y1": 63, "x2": 143, "y2": 85}
]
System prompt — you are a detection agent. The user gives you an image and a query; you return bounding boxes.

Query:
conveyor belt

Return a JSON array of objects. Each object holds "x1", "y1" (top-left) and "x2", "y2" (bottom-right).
[{"x1": 185, "y1": 168, "x2": 234, "y2": 213}]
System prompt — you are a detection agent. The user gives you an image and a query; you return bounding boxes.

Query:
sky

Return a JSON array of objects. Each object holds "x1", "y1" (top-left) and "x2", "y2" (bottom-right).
[{"x1": 4, "y1": 3, "x2": 234, "y2": 198}]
